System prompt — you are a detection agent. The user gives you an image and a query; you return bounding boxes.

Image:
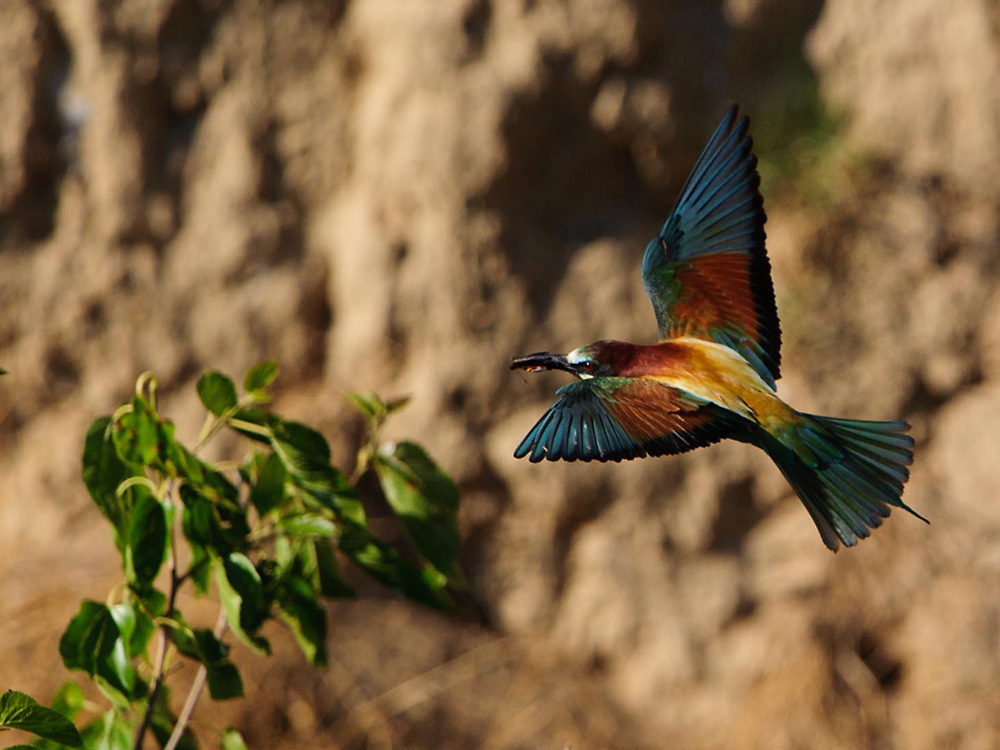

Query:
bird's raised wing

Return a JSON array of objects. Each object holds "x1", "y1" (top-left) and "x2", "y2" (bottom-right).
[
  {"x1": 513, "y1": 377, "x2": 742, "y2": 463},
  {"x1": 642, "y1": 105, "x2": 781, "y2": 387}
]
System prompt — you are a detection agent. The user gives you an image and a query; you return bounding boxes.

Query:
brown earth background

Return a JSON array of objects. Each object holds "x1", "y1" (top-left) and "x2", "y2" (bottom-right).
[{"x1": 2, "y1": 0, "x2": 1000, "y2": 748}]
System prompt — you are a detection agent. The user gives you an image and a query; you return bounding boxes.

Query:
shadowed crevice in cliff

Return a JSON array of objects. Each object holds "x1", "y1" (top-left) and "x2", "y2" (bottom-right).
[
  {"x1": 453, "y1": 462, "x2": 515, "y2": 630},
  {"x1": 460, "y1": 0, "x2": 492, "y2": 63},
  {"x1": 470, "y1": 52, "x2": 644, "y2": 321},
  {"x1": 0, "y1": 7, "x2": 70, "y2": 245},
  {"x1": 295, "y1": 255, "x2": 333, "y2": 380},
  {"x1": 133, "y1": 0, "x2": 233, "y2": 251},
  {"x1": 551, "y1": 474, "x2": 617, "y2": 602}
]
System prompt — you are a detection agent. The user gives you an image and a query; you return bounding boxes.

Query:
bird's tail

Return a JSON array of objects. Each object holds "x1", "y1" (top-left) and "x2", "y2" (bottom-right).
[{"x1": 760, "y1": 413, "x2": 925, "y2": 551}]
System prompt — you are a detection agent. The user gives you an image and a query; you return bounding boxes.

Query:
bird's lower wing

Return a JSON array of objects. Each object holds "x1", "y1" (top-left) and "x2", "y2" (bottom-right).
[{"x1": 513, "y1": 378, "x2": 743, "y2": 463}]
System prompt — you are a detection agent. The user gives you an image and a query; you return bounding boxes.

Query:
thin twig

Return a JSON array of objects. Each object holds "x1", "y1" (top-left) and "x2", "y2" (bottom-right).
[
  {"x1": 133, "y1": 481, "x2": 179, "y2": 750},
  {"x1": 163, "y1": 609, "x2": 229, "y2": 750}
]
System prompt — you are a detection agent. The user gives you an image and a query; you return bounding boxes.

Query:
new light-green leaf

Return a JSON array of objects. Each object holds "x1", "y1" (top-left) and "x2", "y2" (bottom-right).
[
  {"x1": 0, "y1": 690, "x2": 84, "y2": 748},
  {"x1": 345, "y1": 392, "x2": 410, "y2": 421},
  {"x1": 197, "y1": 371, "x2": 238, "y2": 416},
  {"x1": 221, "y1": 727, "x2": 250, "y2": 750},
  {"x1": 244, "y1": 360, "x2": 278, "y2": 393},
  {"x1": 344, "y1": 391, "x2": 387, "y2": 421}
]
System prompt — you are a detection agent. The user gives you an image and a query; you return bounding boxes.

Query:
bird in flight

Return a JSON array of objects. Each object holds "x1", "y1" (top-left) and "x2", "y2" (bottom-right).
[{"x1": 510, "y1": 105, "x2": 925, "y2": 551}]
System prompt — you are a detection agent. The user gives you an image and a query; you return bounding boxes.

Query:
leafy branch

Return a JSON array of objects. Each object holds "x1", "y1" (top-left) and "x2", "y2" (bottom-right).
[{"x1": 5, "y1": 363, "x2": 462, "y2": 749}]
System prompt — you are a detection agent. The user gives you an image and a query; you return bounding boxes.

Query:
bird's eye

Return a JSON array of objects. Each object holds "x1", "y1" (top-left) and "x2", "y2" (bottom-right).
[{"x1": 580, "y1": 360, "x2": 595, "y2": 371}]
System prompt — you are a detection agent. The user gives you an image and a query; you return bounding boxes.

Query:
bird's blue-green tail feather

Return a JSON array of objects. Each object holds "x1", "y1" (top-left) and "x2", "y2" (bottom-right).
[{"x1": 761, "y1": 414, "x2": 924, "y2": 551}]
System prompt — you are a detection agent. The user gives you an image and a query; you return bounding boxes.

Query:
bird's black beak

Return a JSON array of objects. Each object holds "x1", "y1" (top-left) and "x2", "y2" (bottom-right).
[{"x1": 510, "y1": 351, "x2": 575, "y2": 374}]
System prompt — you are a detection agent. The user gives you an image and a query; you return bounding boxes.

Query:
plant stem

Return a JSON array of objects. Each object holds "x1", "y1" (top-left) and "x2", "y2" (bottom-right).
[
  {"x1": 163, "y1": 609, "x2": 229, "y2": 750},
  {"x1": 133, "y1": 485, "x2": 180, "y2": 750}
]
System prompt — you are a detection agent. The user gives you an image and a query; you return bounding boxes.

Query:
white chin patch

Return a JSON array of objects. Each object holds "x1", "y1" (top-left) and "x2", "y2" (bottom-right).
[{"x1": 566, "y1": 348, "x2": 594, "y2": 379}]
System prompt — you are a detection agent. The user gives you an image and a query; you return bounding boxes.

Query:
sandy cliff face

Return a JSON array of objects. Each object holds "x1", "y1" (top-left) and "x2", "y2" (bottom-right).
[{"x1": 2, "y1": 0, "x2": 999, "y2": 748}]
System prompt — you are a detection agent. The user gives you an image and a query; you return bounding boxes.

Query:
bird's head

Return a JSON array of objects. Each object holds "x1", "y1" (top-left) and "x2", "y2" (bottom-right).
[{"x1": 510, "y1": 340, "x2": 632, "y2": 379}]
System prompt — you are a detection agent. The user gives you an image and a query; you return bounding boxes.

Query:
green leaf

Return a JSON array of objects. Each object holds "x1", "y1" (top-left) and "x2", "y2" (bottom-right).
[
  {"x1": 274, "y1": 536, "x2": 353, "y2": 600},
  {"x1": 197, "y1": 371, "x2": 238, "y2": 416},
  {"x1": 111, "y1": 397, "x2": 234, "y2": 505},
  {"x1": 113, "y1": 396, "x2": 160, "y2": 467},
  {"x1": 345, "y1": 392, "x2": 410, "y2": 421},
  {"x1": 271, "y1": 418, "x2": 331, "y2": 464},
  {"x1": 84, "y1": 709, "x2": 131, "y2": 750},
  {"x1": 148, "y1": 685, "x2": 197, "y2": 750},
  {"x1": 339, "y1": 524, "x2": 453, "y2": 610},
  {"x1": 180, "y1": 489, "x2": 224, "y2": 596},
  {"x1": 313, "y1": 539, "x2": 355, "y2": 599},
  {"x1": 244, "y1": 360, "x2": 278, "y2": 393},
  {"x1": 214, "y1": 554, "x2": 270, "y2": 655},
  {"x1": 276, "y1": 514, "x2": 336, "y2": 537},
  {"x1": 344, "y1": 392, "x2": 387, "y2": 421},
  {"x1": 139, "y1": 587, "x2": 168, "y2": 617},
  {"x1": 50, "y1": 683, "x2": 84, "y2": 722},
  {"x1": 179, "y1": 483, "x2": 249, "y2": 570},
  {"x1": 190, "y1": 556, "x2": 212, "y2": 595},
  {"x1": 163, "y1": 618, "x2": 195, "y2": 657},
  {"x1": 180, "y1": 485, "x2": 224, "y2": 548},
  {"x1": 277, "y1": 575, "x2": 327, "y2": 666},
  {"x1": 231, "y1": 411, "x2": 361, "y2": 521},
  {"x1": 0, "y1": 690, "x2": 83, "y2": 748},
  {"x1": 107, "y1": 603, "x2": 136, "y2": 657},
  {"x1": 162, "y1": 616, "x2": 244, "y2": 701},
  {"x1": 125, "y1": 494, "x2": 167, "y2": 590},
  {"x1": 59, "y1": 601, "x2": 136, "y2": 699},
  {"x1": 168, "y1": 441, "x2": 241, "y2": 507},
  {"x1": 205, "y1": 661, "x2": 244, "y2": 700},
  {"x1": 130, "y1": 607, "x2": 156, "y2": 657},
  {"x1": 374, "y1": 441, "x2": 460, "y2": 580},
  {"x1": 249, "y1": 452, "x2": 285, "y2": 516},
  {"x1": 81, "y1": 417, "x2": 130, "y2": 550},
  {"x1": 227, "y1": 408, "x2": 274, "y2": 446},
  {"x1": 109, "y1": 601, "x2": 154, "y2": 659},
  {"x1": 221, "y1": 727, "x2": 249, "y2": 750}
]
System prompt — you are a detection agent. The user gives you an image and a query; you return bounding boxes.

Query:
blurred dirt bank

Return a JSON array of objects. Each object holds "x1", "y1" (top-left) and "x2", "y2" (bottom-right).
[{"x1": 2, "y1": 0, "x2": 1000, "y2": 748}]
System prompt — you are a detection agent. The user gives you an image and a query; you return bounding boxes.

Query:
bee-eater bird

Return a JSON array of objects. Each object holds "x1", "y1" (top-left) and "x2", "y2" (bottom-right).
[{"x1": 511, "y1": 105, "x2": 926, "y2": 551}]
